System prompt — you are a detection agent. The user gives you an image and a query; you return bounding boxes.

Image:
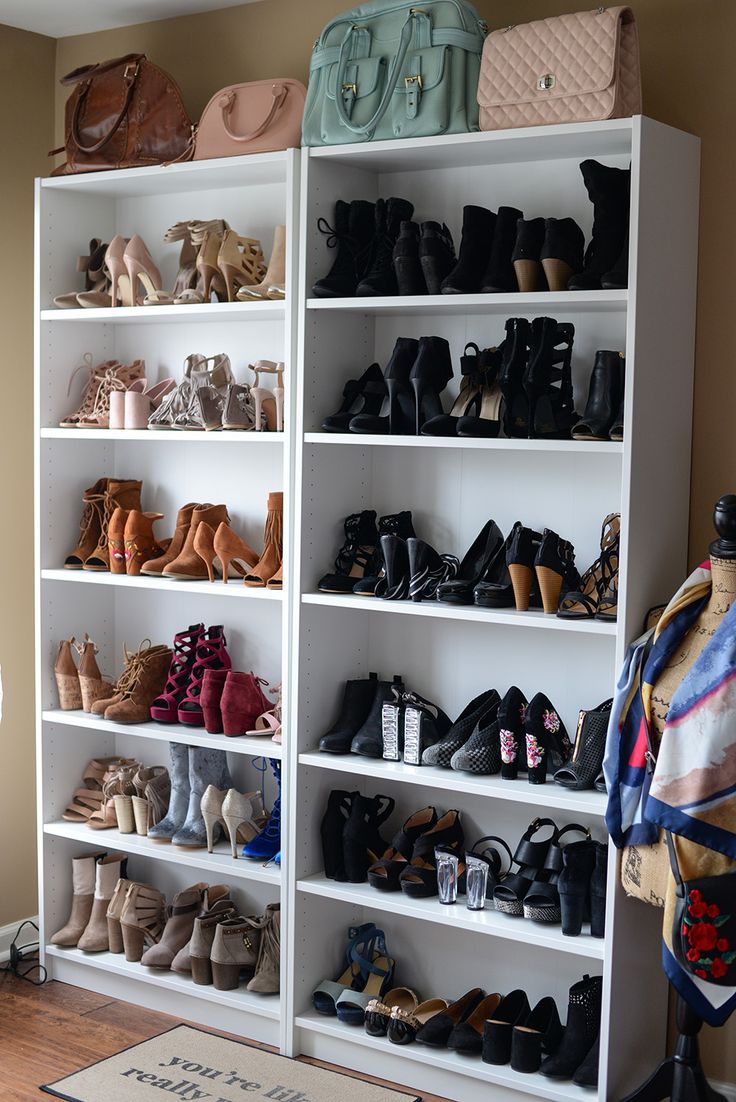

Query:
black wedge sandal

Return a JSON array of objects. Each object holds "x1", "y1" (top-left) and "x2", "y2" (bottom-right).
[
  {"x1": 399, "y1": 810, "x2": 464, "y2": 898},
  {"x1": 522, "y1": 823, "x2": 591, "y2": 925},
  {"x1": 493, "y1": 818, "x2": 559, "y2": 917},
  {"x1": 367, "y1": 806, "x2": 438, "y2": 891}
]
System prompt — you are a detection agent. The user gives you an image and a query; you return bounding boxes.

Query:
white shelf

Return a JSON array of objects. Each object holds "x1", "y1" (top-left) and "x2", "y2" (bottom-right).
[
  {"x1": 298, "y1": 752, "x2": 607, "y2": 818},
  {"x1": 295, "y1": 1012, "x2": 597, "y2": 1102},
  {"x1": 42, "y1": 709, "x2": 283, "y2": 760},
  {"x1": 41, "y1": 568, "x2": 283, "y2": 601},
  {"x1": 40, "y1": 300, "x2": 285, "y2": 325},
  {"x1": 306, "y1": 291, "x2": 626, "y2": 317},
  {"x1": 306, "y1": 117, "x2": 634, "y2": 171},
  {"x1": 46, "y1": 945, "x2": 281, "y2": 1020},
  {"x1": 301, "y1": 592, "x2": 618, "y2": 635},
  {"x1": 304, "y1": 432, "x2": 623, "y2": 454},
  {"x1": 42, "y1": 427, "x2": 284, "y2": 444},
  {"x1": 45, "y1": 820, "x2": 281, "y2": 885},
  {"x1": 297, "y1": 875, "x2": 604, "y2": 960},
  {"x1": 40, "y1": 149, "x2": 290, "y2": 196}
]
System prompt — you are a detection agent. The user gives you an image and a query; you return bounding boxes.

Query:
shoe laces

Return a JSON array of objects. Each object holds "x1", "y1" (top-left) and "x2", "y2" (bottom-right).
[{"x1": 115, "y1": 640, "x2": 153, "y2": 699}]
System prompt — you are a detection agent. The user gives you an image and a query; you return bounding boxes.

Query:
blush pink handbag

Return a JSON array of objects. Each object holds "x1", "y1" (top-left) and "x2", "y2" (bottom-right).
[
  {"x1": 477, "y1": 7, "x2": 641, "y2": 131},
  {"x1": 194, "y1": 78, "x2": 306, "y2": 159}
]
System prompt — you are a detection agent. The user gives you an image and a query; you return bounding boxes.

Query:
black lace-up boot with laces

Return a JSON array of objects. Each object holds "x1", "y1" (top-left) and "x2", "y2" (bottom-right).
[
  {"x1": 357, "y1": 197, "x2": 414, "y2": 297},
  {"x1": 318, "y1": 510, "x2": 378, "y2": 594},
  {"x1": 312, "y1": 200, "x2": 375, "y2": 298}
]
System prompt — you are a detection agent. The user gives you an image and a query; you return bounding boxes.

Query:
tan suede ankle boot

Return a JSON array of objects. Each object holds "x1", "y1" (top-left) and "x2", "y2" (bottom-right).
[
  {"x1": 171, "y1": 889, "x2": 233, "y2": 978},
  {"x1": 124, "y1": 510, "x2": 164, "y2": 576},
  {"x1": 102, "y1": 642, "x2": 173, "y2": 724},
  {"x1": 244, "y1": 492, "x2": 283, "y2": 587},
  {"x1": 84, "y1": 479, "x2": 143, "y2": 571},
  {"x1": 140, "y1": 882, "x2": 208, "y2": 969},
  {"x1": 163, "y1": 503, "x2": 230, "y2": 581},
  {"x1": 210, "y1": 914, "x2": 266, "y2": 990},
  {"x1": 50, "y1": 853, "x2": 101, "y2": 947},
  {"x1": 65, "y1": 479, "x2": 108, "y2": 569},
  {"x1": 107, "y1": 507, "x2": 129, "y2": 574},
  {"x1": 140, "y1": 502, "x2": 199, "y2": 576},
  {"x1": 77, "y1": 853, "x2": 128, "y2": 952},
  {"x1": 106, "y1": 877, "x2": 133, "y2": 953}
]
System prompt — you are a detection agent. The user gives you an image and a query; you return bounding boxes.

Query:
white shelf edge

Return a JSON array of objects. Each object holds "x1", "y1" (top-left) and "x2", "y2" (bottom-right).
[
  {"x1": 40, "y1": 300, "x2": 286, "y2": 324},
  {"x1": 42, "y1": 427, "x2": 285, "y2": 443},
  {"x1": 298, "y1": 752, "x2": 607, "y2": 817},
  {"x1": 306, "y1": 291, "x2": 627, "y2": 315},
  {"x1": 45, "y1": 945, "x2": 281, "y2": 1019},
  {"x1": 297, "y1": 875, "x2": 605, "y2": 960},
  {"x1": 301, "y1": 592, "x2": 618, "y2": 635},
  {"x1": 295, "y1": 1012, "x2": 598, "y2": 1102},
  {"x1": 304, "y1": 432, "x2": 623, "y2": 454},
  {"x1": 41, "y1": 568, "x2": 283, "y2": 601},
  {"x1": 44, "y1": 821, "x2": 281, "y2": 886},
  {"x1": 41, "y1": 149, "x2": 290, "y2": 192},
  {"x1": 42, "y1": 709, "x2": 283, "y2": 760}
]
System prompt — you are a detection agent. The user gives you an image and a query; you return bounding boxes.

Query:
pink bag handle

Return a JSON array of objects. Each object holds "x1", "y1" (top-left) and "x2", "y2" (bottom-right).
[{"x1": 219, "y1": 83, "x2": 288, "y2": 143}]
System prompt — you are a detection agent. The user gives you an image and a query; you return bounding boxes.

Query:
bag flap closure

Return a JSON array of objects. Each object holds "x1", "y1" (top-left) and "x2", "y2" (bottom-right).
[
  {"x1": 393, "y1": 45, "x2": 448, "y2": 95},
  {"x1": 60, "y1": 53, "x2": 145, "y2": 86},
  {"x1": 478, "y1": 7, "x2": 632, "y2": 108},
  {"x1": 325, "y1": 56, "x2": 385, "y2": 101}
]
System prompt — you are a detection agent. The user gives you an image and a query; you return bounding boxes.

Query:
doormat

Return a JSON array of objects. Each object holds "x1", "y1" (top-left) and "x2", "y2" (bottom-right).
[{"x1": 41, "y1": 1024, "x2": 421, "y2": 1102}]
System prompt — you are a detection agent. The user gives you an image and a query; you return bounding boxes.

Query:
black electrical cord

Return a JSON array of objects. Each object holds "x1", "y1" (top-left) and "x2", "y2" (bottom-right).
[{"x1": 0, "y1": 920, "x2": 47, "y2": 986}]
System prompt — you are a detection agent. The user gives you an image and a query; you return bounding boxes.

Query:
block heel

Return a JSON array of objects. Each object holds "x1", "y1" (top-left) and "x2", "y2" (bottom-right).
[
  {"x1": 211, "y1": 961, "x2": 241, "y2": 990},
  {"x1": 508, "y1": 563, "x2": 533, "y2": 612}
]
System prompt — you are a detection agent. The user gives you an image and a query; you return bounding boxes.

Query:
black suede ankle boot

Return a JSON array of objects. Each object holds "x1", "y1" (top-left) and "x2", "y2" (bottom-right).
[
  {"x1": 319, "y1": 674, "x2": 379, "y2": 753},
  {"x1": 541, "y1": 217, "x2": 585, "y2": 291},
  {"x1": 441, "y1": 205, "x2": 495, "y2": 294},
  {"x1": 481, "y1": 205, "x2": 523, "y2": 292},
  {"x1": 357, "y1": 197, "x2": 414, "y2": 296},
  {"x1": 568, "y1": 160, "x2": 630, "y2": 291},
  {"x1": 393, "y1": 221, "x2": 425, "y2": 295},
  {"x1": 354, "y1": 511, "x2": 415, "y2": 596},
  {"x1": 571, "y1": 350, "x2": 624, "y2": 440},
  {"x1": 511, "y1": 217, "x2": 546, "y2": 292},
  {"x1": 558, "y1": 840, "x2": 596, "y2": 936},
  {"x1": 318, "y1": 510, "x2": 378, "y2": 593},
  {"x1": 601, "y1": 226, "x2": 629, "y2": 289},
  {"x1": 312, "y1": 199, "x2": 375, "y2": 298},
  {"x1": 351, "y1": 675, "x2": 405, "y2": 757},
  {"x1": 540, "y1": 975, "x2": 602, "y2": 1079},
  {"x1": 419, "y1": 221, "x2": 456, "y2": 294}
]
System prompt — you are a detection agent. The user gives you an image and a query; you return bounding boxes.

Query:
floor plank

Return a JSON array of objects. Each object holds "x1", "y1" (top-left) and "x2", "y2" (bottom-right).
[{"x1": 0, "y1": 974, "x2": 450, "y2": 1102}]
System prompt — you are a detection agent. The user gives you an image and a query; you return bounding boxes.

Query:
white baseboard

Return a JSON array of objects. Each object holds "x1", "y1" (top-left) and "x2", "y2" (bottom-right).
[{"x1": 0, "y1": 916, "x2": 39, "y2": 962}]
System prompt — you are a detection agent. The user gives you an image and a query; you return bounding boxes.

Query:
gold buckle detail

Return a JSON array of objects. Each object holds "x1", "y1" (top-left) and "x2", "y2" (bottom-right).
[
  {"x1": 124, "y1": 61, "x2": 140, "y2": 83},
  {"x1": 341, "y1": 82, "x2": 357, "y2": 94},
  {"x1": 405, "y1": 74, "x2": 423, "y2": 90},
  {"x1": 410, "y1": 7, "x2": 428, "y2": 14}
]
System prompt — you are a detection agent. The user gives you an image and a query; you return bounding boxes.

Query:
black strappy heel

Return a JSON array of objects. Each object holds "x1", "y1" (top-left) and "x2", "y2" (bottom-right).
[
  {"x1": 367, "y1": 806, "x2": 438, "y2": 891},
  {"x1": 498, "y1": 318, "x2": 532, "y2": 438},
  {"x1": 493, "y1": 818, "x2": 559, "y2": 917},
  {"x1": 523, "y1": 317, "x2": 577, "y2": 439},
  {"x1": 399, "y1": 810, "x2": 464, "y2": 898},
  {"x1": 459, "y1": 834, "x2": 513, "y2": 899},
  {"x1": 522, "y1": 823, "x2": 591, "y2": 924},
  {"x1": 322, "y1": 362, "x2": 386, "y2": 432},
  {"x1": 558, "y1": 513, "x2": 620, "y2": 620}
]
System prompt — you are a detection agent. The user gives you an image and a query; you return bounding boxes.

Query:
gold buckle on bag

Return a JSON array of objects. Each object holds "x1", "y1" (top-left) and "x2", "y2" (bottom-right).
[
  {"x1": 341, "y1": 83, "x2": 357, "y2": 94},
  {"x1": 405, "y1": 74, "x2": 423, "y2": 90}
]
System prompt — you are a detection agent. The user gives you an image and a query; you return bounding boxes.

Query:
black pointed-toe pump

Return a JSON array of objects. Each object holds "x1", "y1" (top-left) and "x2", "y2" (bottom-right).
[
  {"x1": 350, "y1": 337, "x2": 418, "y2": 435},
  {"x1": 409, "y1": 335, "x2": 454, "y2": 434},
  {"x1": 322, "y1": 362, "x2": 386, "y2": 433},
  {"x1": 437, "y1": 519, "x2": 505, "y2": 605}
]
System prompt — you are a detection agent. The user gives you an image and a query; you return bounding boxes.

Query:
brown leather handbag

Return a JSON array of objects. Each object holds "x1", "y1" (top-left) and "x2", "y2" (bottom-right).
[{"x1": 52, "y1": 54, "x2": 194, "y2": 175}]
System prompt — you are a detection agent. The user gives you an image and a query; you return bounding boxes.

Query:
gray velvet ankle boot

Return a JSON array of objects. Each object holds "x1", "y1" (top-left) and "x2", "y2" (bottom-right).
[
  {"x1": 172, "y1": 747, "x2": 232, "y2": 848},
  {"x1": 148, "y1": 743, "x2": 190, "y2": 843}
]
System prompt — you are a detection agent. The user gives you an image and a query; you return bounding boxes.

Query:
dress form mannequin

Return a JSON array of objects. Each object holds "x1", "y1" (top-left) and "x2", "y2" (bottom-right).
[{"x1": 622, "y1": 496, "x2": 736, "y2": 1102}]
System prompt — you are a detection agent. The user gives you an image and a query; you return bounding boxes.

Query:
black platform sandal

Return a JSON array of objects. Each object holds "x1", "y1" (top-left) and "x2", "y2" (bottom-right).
[
  {"x1": 367, "y1": 806, "x2": 438, "y2": 891},
  {"x1": 493, "y1": 818, "x2": 559, "y2": 917},
  {"x1": 523, "y1": 823, "x2": 591, "y2": 924},
  {"x1": 399, "y1": 810, "x2": 464, "y2": 898},
  {"x1": 523, "y1": 317, "x2": 577, "y2": 439},
  {"x1": 322, "y1": 362, "x2": 386, "y2": 433},
  {"x1": 511, "y1": 996, "x2": 564, "y2": 1073},
  {"x1": 342, "y1": 793, "x2": 395, "y2": 883},
  {"x1": 554, "y1": 698, "x2": 613, "y2": 791},
  {"x1": 459, "y1": 834, "x2": 513, "y2": 899}
]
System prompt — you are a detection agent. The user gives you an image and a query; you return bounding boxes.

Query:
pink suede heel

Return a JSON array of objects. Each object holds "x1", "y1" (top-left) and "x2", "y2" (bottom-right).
[
  {"x1": 149, "y1": 623, "x2": 204, "y2": 723},
  {"x1": 178, "y1": 626, "x2": 232, "y2": 726},
  {"x1": 220, "y1": 672, "x2": 271, "y2": 737}
]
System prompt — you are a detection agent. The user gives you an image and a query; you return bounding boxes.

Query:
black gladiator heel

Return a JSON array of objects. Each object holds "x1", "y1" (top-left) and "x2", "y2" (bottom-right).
[
  {"x1": 318, "y1": 510, "x2": 378, "y2": 594},
  {"x1": 498, "y1": 318, "x2": 531, "y2": 438},
  {"x1": 523, "y1": 317, "x2": 577, "y2": 439},
  {"x1": 342, "y1": 793, "x2": 395, "y2": 882}
]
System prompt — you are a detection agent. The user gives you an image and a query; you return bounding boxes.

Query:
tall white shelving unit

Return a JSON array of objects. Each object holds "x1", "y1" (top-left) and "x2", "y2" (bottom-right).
[{"x1": 36, "y1": 116, "x2": 700, "y2": 1102}]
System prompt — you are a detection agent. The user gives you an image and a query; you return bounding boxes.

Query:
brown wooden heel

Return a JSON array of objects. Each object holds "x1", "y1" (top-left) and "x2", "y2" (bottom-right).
[
  {"x1": 191, "y1": 956, "x2": 214, "y2": 986},
  {"x1": 211, "y1": 961, "x2": 242, "y2": 990},
  {"x1": 508, "y1": 563, "x2": 533, "y2": 612},
  {"x1": 513, "y1": 259, "x2": 544, "y2": 293},
  {"x1": 542, "y1": 257, "x2": 574, "y2": 292},
  {"x1": 535, "y1": 565, "x2": 564, "y2": 615}
]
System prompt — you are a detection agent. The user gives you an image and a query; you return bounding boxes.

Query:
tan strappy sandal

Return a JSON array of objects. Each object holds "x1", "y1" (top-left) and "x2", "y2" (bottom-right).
[
  {"x1": 249, "y1": 360, "x2": 285, "y2": 432},
  {"x1": 558, "y1": 513, "x2": 621, "y2": 620},
  {"x1": 217, "y1": 229, "x2": 267, "y2": 301},
  {"x1": 88, "y1": 760, "x2": 139, "y2": 830},
  {"x1": 62, "y1": 757, "x2": 121, "y2": 824},
  {"x1": 236, "y1": 225, "x2": 286, "y2": 301}
]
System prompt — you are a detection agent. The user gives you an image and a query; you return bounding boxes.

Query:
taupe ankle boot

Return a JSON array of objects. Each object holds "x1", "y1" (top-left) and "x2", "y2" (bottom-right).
[
  {"x1": 171, "y1": 887, "x2": 232, "y2": 976},
  {"x1": 141, "y1": 502, "x2": 199, "y2": 576},
  {"x1": 84, "y1": 479, "x2": 143, "y2": 571},
  {"x1": 77, "y1": 853, "x2": 128, "y2": 952},
  {"x1": 50, "y1": 853, "x2": 102, "y2": 947},
  {"x1": 247, "y1": 903, "x2": 280, "y2": 994},
  {"x1": 210, "y1": 914, "x2": 266, "y2": 990},
  {"x1": 65, "y1": 479, "x2": 108, "y2": 569},
  {"x1": 120, "y1": 881, "x2": 167, "y2": 962},
  {"x1": 163, "y1": 503, "x2": 231, "y2": 581},
  {"x1": 106, "y1": 877, "x2": 133, "y2": 953},
  {"x1": 101, "y1": 642, "x2": 173, "y2": 724},
  {"x1": 140, "y1": 882, "x2": 208, "y2": 969},
  {"x1": 244, "y1": 492, "x2": 283, "y2": 587}
]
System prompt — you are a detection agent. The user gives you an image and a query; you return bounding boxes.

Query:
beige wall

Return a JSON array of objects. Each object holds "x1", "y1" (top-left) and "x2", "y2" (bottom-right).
[
  {"x1": 0, "y1": 24, "x2": 55, "y2": 928},
  {"x1": 2, "y1": 0, "x2": 732, "y2": 1078}
]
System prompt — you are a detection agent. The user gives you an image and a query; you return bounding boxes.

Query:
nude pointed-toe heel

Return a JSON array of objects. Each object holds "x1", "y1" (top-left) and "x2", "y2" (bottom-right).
[
  {"x1": 211, "y1": 522, "x2": 260, "y2": 584},
  {"x1": 105, "y1": 235, "x2": 135, "y2": 307},
  {"x1": 123, "y1": 234, "x2": 164, "y2": 305}
]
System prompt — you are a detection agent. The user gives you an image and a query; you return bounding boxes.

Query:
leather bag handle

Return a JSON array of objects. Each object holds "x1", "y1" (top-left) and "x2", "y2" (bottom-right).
[
  {"x1": 219, "y1": 83, "x2": 288, "y2": 143},
  {"x1": 70, "y1": 59, "x2": 141, "y2": 154},
  {"x1": 333, "y1": 9, "x2": 428, "y2": 136}
]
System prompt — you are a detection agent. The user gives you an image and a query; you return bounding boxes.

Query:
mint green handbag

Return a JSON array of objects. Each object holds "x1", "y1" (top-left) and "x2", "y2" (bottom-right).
[{"x1": 302, "y1": 0, "x2": 487, "y2": 146}]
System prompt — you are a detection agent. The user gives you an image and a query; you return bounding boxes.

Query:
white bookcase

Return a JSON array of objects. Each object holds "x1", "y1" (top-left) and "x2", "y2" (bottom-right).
[{"x1": 36, "y1": 116, "x2": 700, "y2": 1102}]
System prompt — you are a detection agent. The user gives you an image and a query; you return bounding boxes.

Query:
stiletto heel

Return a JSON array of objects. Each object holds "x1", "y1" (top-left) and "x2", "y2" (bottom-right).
[
  {"x1": 321, "y1": 362, "x2": 386, "y2": 432},
  {"x1": 105, "y1": 235, "x2": 135, "y2": 307},
  {"x1": 409, "y1": 336, "x2": 453, "y2": 435},
  {"x1": 217, "y1": 230, "x2": 266, "y2": 301},
  {"x1": 498, "y1": 318, "x2": 532, "y2": 439},
  {"x1": 558, "y1": 513, "x2": 620, "y2": 620},
  {"x1": 193, "y1": 521, "x2": 217, "y2": 581},
  {"x1": 123, "y1": 235, "x2": 164, "y2": 304},
  {"x1": 349, "y1": 338, "x2": 418, "y2": 436},
  {"x1": 506, "y1": 523, "x2": 543, "y2": 612}
]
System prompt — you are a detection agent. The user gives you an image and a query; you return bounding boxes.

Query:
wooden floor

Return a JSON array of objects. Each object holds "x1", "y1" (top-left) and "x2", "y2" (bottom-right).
[{"x1": 0, "y1": 972, "x2": 449, "y2": 1102}]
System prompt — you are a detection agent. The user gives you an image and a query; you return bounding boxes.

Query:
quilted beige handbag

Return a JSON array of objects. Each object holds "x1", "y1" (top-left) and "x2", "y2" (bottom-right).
[{"x1": 477, "y1": 6, "x2": 641, "y2": 131}]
